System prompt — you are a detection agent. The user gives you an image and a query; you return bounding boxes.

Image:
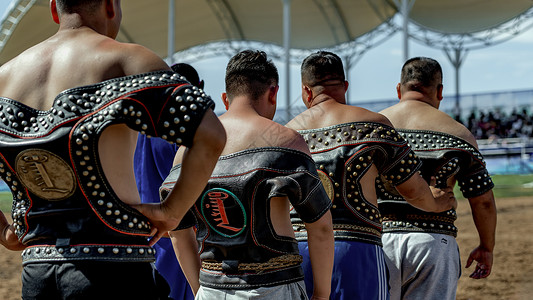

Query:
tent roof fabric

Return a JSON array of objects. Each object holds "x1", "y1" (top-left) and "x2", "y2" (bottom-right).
[
  {"x1": 0, "y1": 0, "x2": 396, "y2": 64},
  {"x1": 1, "y1": 0, "x2": 532, "y2": 65},
  {"x1": 402, "y1": 0, "x2": 533, "y2": 34}
]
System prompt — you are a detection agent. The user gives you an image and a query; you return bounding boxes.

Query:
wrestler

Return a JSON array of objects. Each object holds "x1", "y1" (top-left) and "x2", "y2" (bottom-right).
[
  {"x1": 161, "y1": 50, "x2": 334, "y2": 299},
  {"x1": 0, "y1": 0, "x2": 225, "y2": 299},
  {"x1": 379, "y1": 57, "x2": 496, "y2": 300},
  {"x1": 134, "y1": 63, "x2": 205, "y2": 300},
  {"x1": 286, "y1": 51, "x2": 454, "y2": 300}
]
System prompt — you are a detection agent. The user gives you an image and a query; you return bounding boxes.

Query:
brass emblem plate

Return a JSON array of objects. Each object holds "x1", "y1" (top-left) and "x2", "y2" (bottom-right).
[
  {"x1": 16, "y1": 149, "x2": 76, "y2": 201},
  {"x1": 317, "y1": 170, "x2": 334, "y2": 201}
]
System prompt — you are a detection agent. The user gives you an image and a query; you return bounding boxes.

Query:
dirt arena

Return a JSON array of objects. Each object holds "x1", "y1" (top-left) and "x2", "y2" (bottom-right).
[{"x1": 1, "y1": 196, "x2": 532, "y2": 299}]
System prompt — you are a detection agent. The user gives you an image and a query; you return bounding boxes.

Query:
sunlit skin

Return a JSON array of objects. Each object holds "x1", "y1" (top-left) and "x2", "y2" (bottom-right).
[
  {"x1": 379, "y1": 74, "x2": 497, "y2": 279},
  {"x1": 0, "y1": 0, "x2": 225, "y2": 249}
]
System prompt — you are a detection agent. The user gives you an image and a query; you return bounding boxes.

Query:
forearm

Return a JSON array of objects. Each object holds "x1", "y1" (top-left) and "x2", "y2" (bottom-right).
[
  {"x1": 396, "y1": 175, "x2": 437, "y2": 212},
  {"x1": 304, "y1": 212, "x2": 334, "y2": 299},
  {"x1": 396, "y1": 174, "x2": 454, "y2": 212},
  {"x1": 0, "y1": 211, "x2": 9, "y2": 247},
  {"x1": 0, "y1": 211, "x2": 25, "y2": 251},
  {"x1": 469, "y1": 190, "x2": 497, "y2": 251},
  {"x1": 169, "y1": 228, "x2": 201, "y2": 294},
  {"x1": 163, "y1": 111, "x2": 225, "y2": 219}
]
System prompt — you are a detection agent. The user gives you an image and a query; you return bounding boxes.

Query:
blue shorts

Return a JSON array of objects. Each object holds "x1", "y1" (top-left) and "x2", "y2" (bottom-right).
[
  {"x1": 298, "y1": 240, "x2": 390, "y2": 300},
  {"x1": 135, "y1": 135, "x2": 194, "y2": 300}
]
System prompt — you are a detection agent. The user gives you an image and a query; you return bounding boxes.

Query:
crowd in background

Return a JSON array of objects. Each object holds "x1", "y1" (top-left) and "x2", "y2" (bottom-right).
[{"x1": 462, "y1": 107, "x2": 533, "y2": 140}]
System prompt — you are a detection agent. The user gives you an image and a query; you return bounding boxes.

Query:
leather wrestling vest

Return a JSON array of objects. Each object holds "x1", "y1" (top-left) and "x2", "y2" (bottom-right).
[
  {"x1": 0, "y1": 70, "x2": 214, "y2": 264},
  {"x1": 377, "y1": 129, "x2": 494, "y2": 237},
  {"x1": 296, "y1": 122, "x2": 421, "y2": 246},
  {"x1": 160, "y1": 147, "x2": 331, "y2": 288}
]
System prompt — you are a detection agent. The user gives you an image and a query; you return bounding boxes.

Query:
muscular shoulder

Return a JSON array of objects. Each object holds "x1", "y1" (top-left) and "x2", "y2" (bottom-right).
[
  {"x1": 381, "y1": 101, "x2": 478, "y2": 146},
  {"x1": 111, "y1": 42, "x2": 171, "y2": 75},
  {"x1": 341, "y1": 106, "x2": 393, "y2": 127},
  {"x1": 287, "y1": 103, "x2": 393, "y2": 130},
  {"x1": 282, "y1": 128, "x2": 311, "y2": 155},
  {"x1": 264, "y1": 121, "x2": 310, "y2": 154}
]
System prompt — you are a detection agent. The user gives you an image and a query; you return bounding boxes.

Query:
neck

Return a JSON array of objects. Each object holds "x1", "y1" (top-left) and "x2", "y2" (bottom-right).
[
  {"x1": 58, "y1": 12, "x2": 110, "y2": 37},
  {"x1": 226, "y1": 97, "x2": 273, "y2": 120},
  {"x1": 400, "y1": 91, "x2": 439, "y2": 109},
  {"x1": 309, "y1": 93, "x2": 342, "y2": 108}
]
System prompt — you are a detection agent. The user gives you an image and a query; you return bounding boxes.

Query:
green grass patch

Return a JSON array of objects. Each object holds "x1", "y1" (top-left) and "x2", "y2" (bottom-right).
[
  {"x1": 454, "y1": 174, "x2": 533, "y2": 199},
  {"x1": 0, "y1": 175, "x2": 531, "y2": 213},
  {"x1": 0, "y1": 191, "x2": 12, "y2": 212}
]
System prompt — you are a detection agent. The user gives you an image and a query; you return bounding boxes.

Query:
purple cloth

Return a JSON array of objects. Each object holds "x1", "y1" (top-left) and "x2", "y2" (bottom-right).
[{"x1": 134, "y1": 134, "x2": 194, "y2": 300}]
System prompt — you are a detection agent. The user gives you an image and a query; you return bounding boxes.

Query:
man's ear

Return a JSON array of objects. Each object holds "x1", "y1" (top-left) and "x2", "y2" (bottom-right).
[
  {"x1": 303, "y1": 85, "x2": 313, "y2": 103},
  {"x1": 437, "y1": 84, "x2": 444, "y2": 101},
  {"x1": 50, "y1": 0, "x2": 60, "y2": 24},
  {"x1": 268, "y1": 85, "x2": 279, "y2": 105},
  {"x1": 396, "y1": 83, "x2": 402, "y2": 100},
  {"x1": 105, "y1": 0, "x2": 115, "y2": 18},
  {"x1": 344, "y1": 80, "x2": 349, "y2": 92},
  {"x1": 221, "y1": 92, "x2": 230, "y2": 111}
]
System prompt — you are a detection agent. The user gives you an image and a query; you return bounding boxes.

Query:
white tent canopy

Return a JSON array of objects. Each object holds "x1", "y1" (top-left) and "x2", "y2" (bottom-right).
[
  {"x1": 0, "y1": 0, "x2": 397, "y2": 64},
  {"x1": 406, "y1": 0, "x2": 533, "y2": 34}
]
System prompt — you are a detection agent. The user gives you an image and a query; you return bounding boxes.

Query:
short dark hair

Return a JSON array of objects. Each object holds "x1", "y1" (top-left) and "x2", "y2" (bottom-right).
[
  {"x1": 225, "y1": 50, "x2": 278, "y2": 101},
  {"x1": 56, "y1": 0, "x2": 102, "y2": 13},
  {"x1": 171, "y1": 63, "x2": 204, "y2": 89},
  {"x1": 301, "y1": 51, "x2": 345, "y2": 87},
  {"x1": 400, "y1": 57, "x2": 443, "y2": 91}
]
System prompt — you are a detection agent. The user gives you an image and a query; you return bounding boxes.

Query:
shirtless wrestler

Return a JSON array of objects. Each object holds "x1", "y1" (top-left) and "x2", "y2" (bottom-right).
[
  {"x1": 0, "y1": 1, "x2": 225, "y2": 298},
  {"x1": 161, "y1": 50, "x2": 334, "y2": 300}
]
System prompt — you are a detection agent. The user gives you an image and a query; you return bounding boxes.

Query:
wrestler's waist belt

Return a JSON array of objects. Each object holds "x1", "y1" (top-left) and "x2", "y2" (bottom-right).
[
  {"x1": 21, "y1": 244, "x2": 155, "y2": 265},
  {"x1": 198, "y1": 253, "x2": 305, "y2": 290},
  {"x1": 380, "y1": 203, "x2": 458, "y2": 237},
  {"x1": 201, "y1": 254, "x2": 302, "y2": 274},
  {"x1": 293, "y1": 221, "x2": 383, "y2": 246}
]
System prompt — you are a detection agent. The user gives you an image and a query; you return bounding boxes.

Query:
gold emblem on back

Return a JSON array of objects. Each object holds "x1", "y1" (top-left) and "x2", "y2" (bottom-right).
[
  {"x1": 16, "y1": 149, "x2": 76, "y2": 201},
  {"x1": 317, "y1": 170, "x2": 334, "y2": 201}
]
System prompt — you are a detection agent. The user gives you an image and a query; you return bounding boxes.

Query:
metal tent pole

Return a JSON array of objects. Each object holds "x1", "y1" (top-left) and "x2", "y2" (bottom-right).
[
  {"x1": 168, "y1": 0, "x2": 175, "y2": 65},
  {"x1": 395, "y1": 0, "x2": 415, "y2": 62},
  {"x1": 283, "y1": 0, "x2": 292, "y2": 123},
  {"x1": 444, "y1": 47, "x2": 468, "y2": 121}
]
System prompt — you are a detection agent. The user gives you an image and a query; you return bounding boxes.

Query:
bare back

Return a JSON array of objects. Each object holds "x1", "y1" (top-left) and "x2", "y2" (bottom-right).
[
  {"x1": 287, "y1": 100, "x2": 395, "y2": 207},
  {"x1": 0, "y1": 28, "x2": 170, "y2": 205},
  {"x1": 381, "y1": 99, "x2": 479, "y2": 190},
  {"x1": 287, "y1": 100, "x2": 393, "y2": 132},
  {"x1": 174, "y1": 111, "x2": 310, "y2": 238},
  {"x1": 380, "y1": 100, "x2": 478, "y2": 148}
]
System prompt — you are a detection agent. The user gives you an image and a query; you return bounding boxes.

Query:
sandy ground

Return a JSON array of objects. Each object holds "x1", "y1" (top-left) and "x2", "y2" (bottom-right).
[{"x1": 1, "y1": 196, "x2": 532, "y2": 299}]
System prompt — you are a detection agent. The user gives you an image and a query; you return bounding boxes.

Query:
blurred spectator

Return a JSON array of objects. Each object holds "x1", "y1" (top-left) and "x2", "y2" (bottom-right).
[{"x1": 463, "y1": 107, "x2": 532, "y2": 139}]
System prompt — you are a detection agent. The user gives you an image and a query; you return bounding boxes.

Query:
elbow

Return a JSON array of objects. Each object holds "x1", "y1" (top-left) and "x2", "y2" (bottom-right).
[{"x1": 306, "y1": 211, "x2": 334, "y2": 238}]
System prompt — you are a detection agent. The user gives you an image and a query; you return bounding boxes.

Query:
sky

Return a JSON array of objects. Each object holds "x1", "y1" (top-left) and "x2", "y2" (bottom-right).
[
  {"x1": 186, "y1": 13, "x2": 533, "y2": 116},
  {"x1": 1, "y1": 1, "x2": 533, "y2": 115}
]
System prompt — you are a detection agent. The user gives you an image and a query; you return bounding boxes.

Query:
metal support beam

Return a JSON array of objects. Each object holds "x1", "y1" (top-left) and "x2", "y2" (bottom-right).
[
  {"x1": 283, "y1": 0, "x2": 291, "y2": 122},
  {"x1": 167, "y1": 0, "x2": 175, "y2": 65},
  {"x1": 444, "y1": 47, "x2": 468, "y2": 121},
  {"x1": 394, "y1": 0, "x2": 415, "y2": 61}
]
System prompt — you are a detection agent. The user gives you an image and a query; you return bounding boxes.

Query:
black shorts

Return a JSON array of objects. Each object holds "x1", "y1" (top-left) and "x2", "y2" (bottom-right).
[{"x1": 22, "y1": 261, "x2": 171, "y2": 300}]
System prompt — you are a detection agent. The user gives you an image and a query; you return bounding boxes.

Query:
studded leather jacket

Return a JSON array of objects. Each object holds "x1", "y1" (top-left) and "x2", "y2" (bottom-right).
[
  {"x1": 377, "y1": 129, "x2": 494, "y2": 237},
  {"x1": 0, "y1": 70, "x2": 214, "y2": 264},
  {"x1": 294, "y1": 122, "x2": 421, "y2": 246},
  {"x1": 160, "y1": 147, "x2": 331, "y2": 289}
]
